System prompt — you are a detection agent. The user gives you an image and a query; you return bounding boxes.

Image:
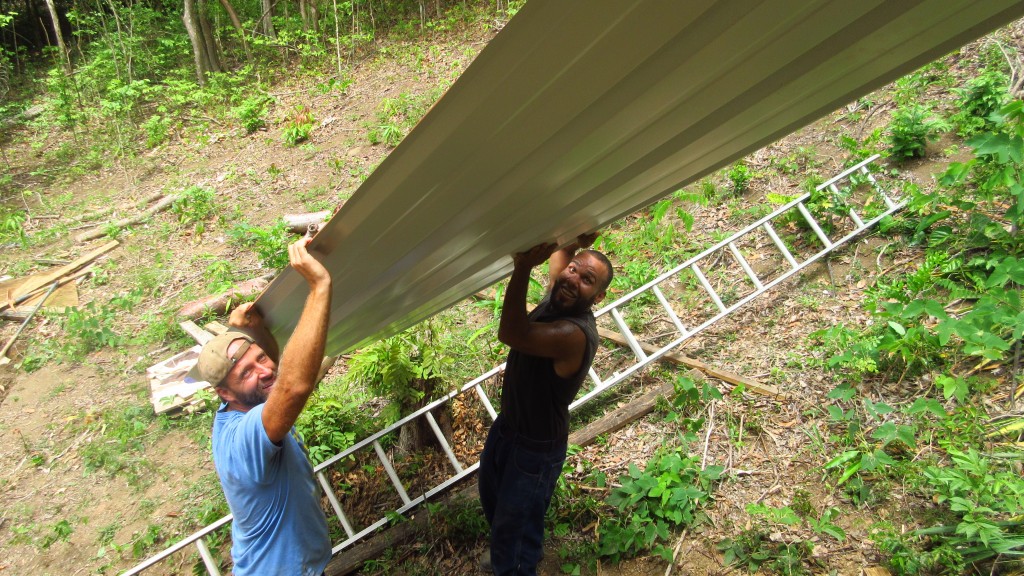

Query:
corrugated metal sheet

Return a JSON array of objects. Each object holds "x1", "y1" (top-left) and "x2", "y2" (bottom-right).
[{"x1": 257, "y1": 0, "x2": 1024, "y2": 355}]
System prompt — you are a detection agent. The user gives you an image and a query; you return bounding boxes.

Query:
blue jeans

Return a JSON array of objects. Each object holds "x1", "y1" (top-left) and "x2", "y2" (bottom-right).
[{"x1": 478, "y1": 414, "x2": 567, "y2": 576}]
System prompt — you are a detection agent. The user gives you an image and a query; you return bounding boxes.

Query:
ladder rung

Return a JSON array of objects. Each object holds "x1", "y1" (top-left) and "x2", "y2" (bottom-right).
[
  {"x1": 317, "y1": 470, "x2": 357, "y2": 537},
  {"x1": 691, "y1": 263, "x2": 726, "y2": 312},
  {"x1": 425, "y1": 412, "x2": 463, "y2": 474},
  {"x1": 763, "y1": 221, "x2": 799, "y2": 269},
  {"x1": 473, "y1": 382, "x2": 498, "y2": 422},
  {"x1": 864, "y1": 169, "x2": 897, "y2": 209},
  {"x1": 373, "y1": 440, "x2": 412, "y2": 505},
  {"x1": 610, "y1": 307, "x2": 648, "y2": 361},
  {"x1": 195, "y1": 538, "x2": 222, "y2": 576},
  {"x1": 652, "y1": 285, "x2": 688, "y2": 337},
  {"x1": 796, "y1": 202, "x2": 833, "y2": 249},
  {"x1": 587, "y1": 366, "x2": 603, "y2": 388},
  {"x1": 848, "y1": 207, "x2": 864, "y2": 229},
  {"x1": 728, "y1": 241, "x2": 763, "y2": 291}
]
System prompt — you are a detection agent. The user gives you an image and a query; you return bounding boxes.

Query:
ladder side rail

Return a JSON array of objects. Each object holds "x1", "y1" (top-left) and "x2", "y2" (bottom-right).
[
  {"x1": 194, "y1": 538, "x2": 223, "y2": 576},
  {"x1": 333, "y1": 517, "x2": 392, "y2": 554},
  {"x1": 814, "y1": 154, "x2": 881, "y2": 191},
  {"x1": 592, "y1": 187, "x2": 835, "y2": 317},
  {"x1": 570, "y1": 334, "x2": 687, "y2": 409},
  {"x1": 314, "y1": 365, "x2": 504, "y2": 471},
  {"x1": 120, "y1": 515, "x2": 234, "y2": 576}
]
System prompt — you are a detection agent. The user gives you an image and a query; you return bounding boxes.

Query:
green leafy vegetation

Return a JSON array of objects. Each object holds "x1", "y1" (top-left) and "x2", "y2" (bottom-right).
[
  {"x1": 283, "y1": 105, "x2": 315, "y2": 146},
  {"x1": 228, "y1": 220, "x2": 292, "y2": 270},
  {"x1": 598, "y1": 448, "x2": 722, "y2": 562}
]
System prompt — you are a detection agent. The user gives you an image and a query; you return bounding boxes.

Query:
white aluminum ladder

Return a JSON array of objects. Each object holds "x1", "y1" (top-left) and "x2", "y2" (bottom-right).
[{"x1": 122, "y1": 154, "x2": 902, "y2": 575}]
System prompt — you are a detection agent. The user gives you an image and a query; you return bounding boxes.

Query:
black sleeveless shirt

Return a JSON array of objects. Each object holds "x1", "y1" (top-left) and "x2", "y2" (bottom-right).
[{"x1": 498, "y1": 295, "x2": 600, "y2": 443}]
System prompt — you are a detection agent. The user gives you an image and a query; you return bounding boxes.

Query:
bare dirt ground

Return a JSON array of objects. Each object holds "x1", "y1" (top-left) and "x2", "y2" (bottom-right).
[{"x1": 0, "y1": 14, "x2": 1004, "y2": 576}]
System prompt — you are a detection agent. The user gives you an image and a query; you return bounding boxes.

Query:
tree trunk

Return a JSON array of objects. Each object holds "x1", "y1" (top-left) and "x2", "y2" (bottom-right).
[
  {"x1": 396, "y1": 377, "x2": 453, "y2": 454},
  {"x1": 197, "y1": 0, "x2": 222, "y2": 73},
  {"x1": 182, "y1": 0, "x2": 210, "y2": 85},
  {"x1": 260, "y1": 0, "x2": 276, "y2": 38},
  {"x1": 307, "y1": 0, "x2": 319, "y2": 35},
  {"x1": 217, "y1": 0, "x2": 252, "y2": 62},
  {"x1": 42, "y1": 0, "x2": 71, "y2": 73}
]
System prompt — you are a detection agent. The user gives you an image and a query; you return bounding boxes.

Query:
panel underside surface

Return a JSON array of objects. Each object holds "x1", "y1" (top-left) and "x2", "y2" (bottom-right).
[{"x1": 257, "y1": 0, "x2": 1024, "y2": 355}]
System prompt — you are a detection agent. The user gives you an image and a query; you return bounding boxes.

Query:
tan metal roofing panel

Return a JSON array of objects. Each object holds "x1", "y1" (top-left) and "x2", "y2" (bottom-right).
[{"x1": 257, "y1": 0, "x2": 1024, "y2": 355}]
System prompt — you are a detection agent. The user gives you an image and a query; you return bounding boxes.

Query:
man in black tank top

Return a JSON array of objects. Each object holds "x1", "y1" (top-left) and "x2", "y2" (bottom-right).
[{"x1": 479, "y1": 235, "x2": 614, "y2": 576}]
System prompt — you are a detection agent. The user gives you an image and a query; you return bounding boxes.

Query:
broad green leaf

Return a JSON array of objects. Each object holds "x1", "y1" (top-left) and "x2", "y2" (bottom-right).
[{"x1": 907, "y1": 397, "x2": 946, "y2": 418}]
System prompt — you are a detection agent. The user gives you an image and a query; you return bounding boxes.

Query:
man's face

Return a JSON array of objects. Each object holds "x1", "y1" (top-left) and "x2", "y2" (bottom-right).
[
  {"x1": 218, "y1": 340, "x2": 278, "y2": 409},
  {"x1": 550, "y1": 252, "x2": 608, "y2": 315}
]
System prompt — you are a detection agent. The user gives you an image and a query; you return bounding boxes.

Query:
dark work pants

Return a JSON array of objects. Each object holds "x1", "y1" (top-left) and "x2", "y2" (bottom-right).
[{"x1": 478, "y1": 414, "x2": 567, "y2": 576}]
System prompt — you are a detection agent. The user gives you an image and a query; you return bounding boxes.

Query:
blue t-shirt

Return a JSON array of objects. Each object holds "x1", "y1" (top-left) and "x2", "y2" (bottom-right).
[{"x1": 212, "y1": 403, "x2": 332, "y2": 576}]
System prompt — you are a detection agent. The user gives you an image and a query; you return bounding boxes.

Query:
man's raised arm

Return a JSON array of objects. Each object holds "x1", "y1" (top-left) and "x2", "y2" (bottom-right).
[{"x1": 262, "y1": 237, "x2": 332, "y2": 443}]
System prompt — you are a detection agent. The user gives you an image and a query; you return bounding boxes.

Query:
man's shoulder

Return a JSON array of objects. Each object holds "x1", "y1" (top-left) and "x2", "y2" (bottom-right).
[{"x1": 213, "y1": 404, "x2": 265, "y2": 440}]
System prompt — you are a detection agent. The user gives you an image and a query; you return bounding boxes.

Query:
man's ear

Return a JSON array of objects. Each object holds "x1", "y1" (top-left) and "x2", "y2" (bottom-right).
[
  {"x1": 594, "y1": 290, "x2": 606, "y2": 306},
  {"x1": 214, "y1": 385, "x2": 234, "y2": 404}
]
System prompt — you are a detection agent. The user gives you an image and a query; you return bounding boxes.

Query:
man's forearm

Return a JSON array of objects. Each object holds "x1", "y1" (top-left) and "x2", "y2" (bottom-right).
[
  {"x1": 497, "y1": 264, "x2": 531, "y2": 346},
  {"x1": 277, "y1": 284, "x2": 331, "y2": 397}
]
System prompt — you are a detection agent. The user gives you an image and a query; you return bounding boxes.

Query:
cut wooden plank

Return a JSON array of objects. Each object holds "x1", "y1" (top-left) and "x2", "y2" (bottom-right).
[
  {"x1": 204, "y1": 321, "x2": 229, "y2": 335},
  {"x1": 0, "y1": 280, "x2": 61, "y2": 365},
  {"x1": 0, "y1": 275, "x2": 79, "y2": 318},
  {"x1": 597, "y1": 326, "x2": 783, "y2": 398},
  {"x1": 179, "y1": 321, "x2": 215, "y2": 345},
  {"x1": 1, "y1": 241, "x2": 117, "y2": 310},
  {"x1": 148, "y1": 345, "x2": 208, "y2": 414}
]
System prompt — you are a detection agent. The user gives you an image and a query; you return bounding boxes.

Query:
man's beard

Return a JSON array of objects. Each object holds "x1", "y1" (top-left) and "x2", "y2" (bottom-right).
[
  {"x1": 550, "y1": 279, "x2": 597, "y2": 315},
  {"x1": 232, "y1": 374, "x2": 276, "y2": 408},
  {"x1": 234, "y1": 388, "x2": 268, "y2": 409}
]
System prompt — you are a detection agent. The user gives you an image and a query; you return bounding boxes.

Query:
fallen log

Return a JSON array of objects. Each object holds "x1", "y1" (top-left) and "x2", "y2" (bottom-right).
[
  {"x1": 75, "y1": 195, "x2": 177, "y2": 242},
  {"x1": 176, "y1": 274, "x2": 273, "y2": 320},
  {"x1": 326, "y1": 375, "x2": 686, "y2": 575},
  {"x1": 596, "y1": 326, "x2": 783, "y2": 398}
]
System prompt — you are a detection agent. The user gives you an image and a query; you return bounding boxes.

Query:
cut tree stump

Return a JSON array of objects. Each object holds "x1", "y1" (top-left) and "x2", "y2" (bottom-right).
[{"x1": 283, "y1": 210, "x2": 332, "y2": 234}]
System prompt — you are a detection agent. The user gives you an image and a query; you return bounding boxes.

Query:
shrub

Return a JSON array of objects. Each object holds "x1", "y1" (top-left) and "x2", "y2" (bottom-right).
[{"x1": 886, "y1": 104, "x2": 948, "y2": 160}]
